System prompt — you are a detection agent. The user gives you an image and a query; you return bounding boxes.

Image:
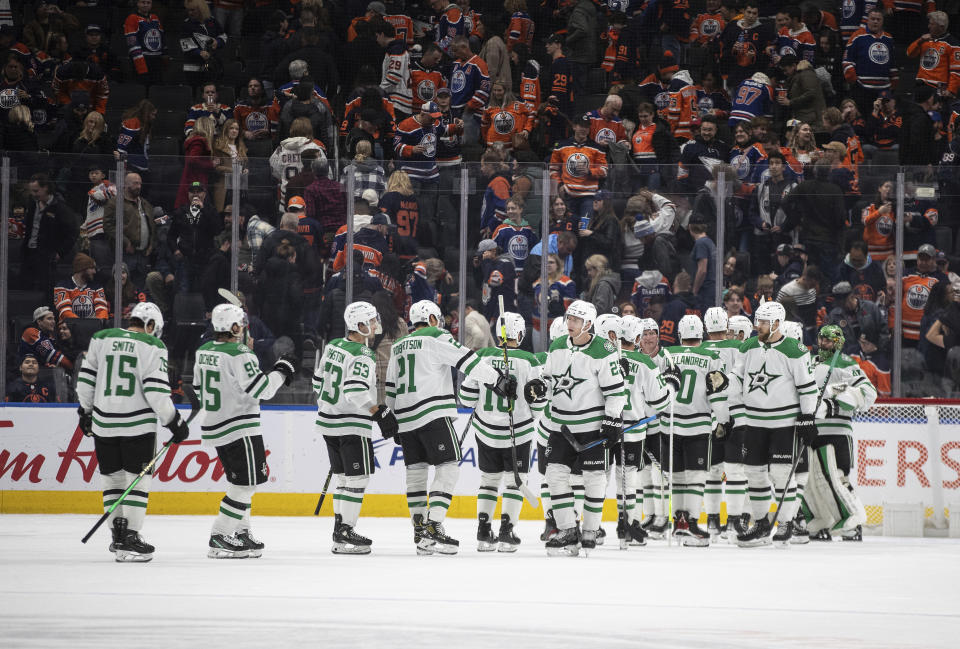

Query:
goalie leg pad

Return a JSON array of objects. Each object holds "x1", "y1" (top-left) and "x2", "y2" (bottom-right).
[{"x1": 807, "y1": 442, "x2": 867, "y2": 533}]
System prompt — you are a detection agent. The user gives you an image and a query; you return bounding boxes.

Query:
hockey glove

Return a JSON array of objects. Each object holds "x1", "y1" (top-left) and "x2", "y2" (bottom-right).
[
  {"x1": 795, "y1": 413, "x2": 818, "y2": 447},
  {"x1": 713, "y1": 422, "x2": 728, "y2": 440},
  {"x1": 825, "y1": 382, "x2": 849, "y2": 399},
  {"x1": 77, "y1": 407, "x2": 93, "y2": 437},
  {"x1": 165, "y1": 411, "x2": 190, "y2": 444},
  {"x1": 600, "y1": 417, "x2": 622, "y2": 447},
  {"x1": 705, "y1": 369, "x2": 729, "y2": 395},
  {"x1": 373, "y1": 405, "x2": 399, "y2": 439},
  {"x1": 815, "y1": 398, "x2": 844, "y2": 420},
  {"x1": 662, "y1": 365, "x2": 681, "y2": 393},
  {"x1": 618, "y1": 358, "x2": 630, "y2": 378},
  {"x1": 272, "y1": 354, "x2": 298, "y2": 386},
  {"x1": 523, "y1": 378, "x2": 547, "y2": 404},
  {"x1": 489, "y1": 371, "x2": 518, "y2": 402}
]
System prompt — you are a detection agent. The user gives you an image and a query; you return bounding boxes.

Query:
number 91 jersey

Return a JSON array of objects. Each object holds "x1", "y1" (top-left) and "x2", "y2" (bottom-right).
[{"x1": 313, "y1": 338, "x2": 379, "y2": 438}]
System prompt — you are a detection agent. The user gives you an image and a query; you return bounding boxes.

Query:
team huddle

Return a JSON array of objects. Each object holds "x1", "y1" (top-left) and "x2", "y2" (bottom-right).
[{"x1": 76, "y1": 294, "x2": 877, "y2": 561}]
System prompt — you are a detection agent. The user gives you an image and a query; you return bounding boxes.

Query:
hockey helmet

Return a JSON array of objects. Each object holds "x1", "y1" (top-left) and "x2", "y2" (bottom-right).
[
  {"x1": 727, "y1": 315, "x2": 753, "y2": 341},
  {"x1": 549, "y1": 316, "x2": 568, "y2": 341},
  {"x1": 781, "y1": 320, "x2": 804, "y2": 342},
  {"x1": 344, "y1": 301, "x2": 382, "y2": 336},
  {"x1": 754, "y1": 300, "x2": 786, "y2": 331},
  {"x1": 620, "y1": 315, "x2": 644, "y2": 345},
  {"x1": 678, "y1": 314, "x2": 704, "y2": 342},
  {"x1": 703, "y1": 307, "x2": 728, "y2": 334},
  {"x1": 211, "y1": 303, "x2": 247, "y2": 334},
  {"x1": 409, "y1": 300, "x2": 443, "y2": 328},
  {"x1": 818, "y1": 324, "x2": 845, "y2": 362},
  {"x1": 496, "y1": 311, "x2": 526, "y2": 344},
  {"x1": 565, "y1": 300, "x2": 597, "y2": 336},
  {"x1": 130, "y1": 302, "x2": 164, "y2": 338},
  {"x1": 639, "y1": 318, "x2": 659, "y2": 334},
  {"x1": 594, "y1": 313, "x2": 622, "y2": 342}
]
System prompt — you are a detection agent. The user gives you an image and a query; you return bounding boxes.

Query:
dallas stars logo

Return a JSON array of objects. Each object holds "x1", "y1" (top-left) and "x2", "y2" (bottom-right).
[
  {"x1": 553, "y1": 366, "x2": 586, "y2": 399},
  {"x1": 747, "y1": 362, "x2": 780, "y2": 394}
]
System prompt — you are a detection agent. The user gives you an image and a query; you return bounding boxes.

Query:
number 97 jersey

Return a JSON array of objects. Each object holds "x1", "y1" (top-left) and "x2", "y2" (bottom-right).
[{"x1": 313, "y1": 338, "x2": 379, "y2": 438}]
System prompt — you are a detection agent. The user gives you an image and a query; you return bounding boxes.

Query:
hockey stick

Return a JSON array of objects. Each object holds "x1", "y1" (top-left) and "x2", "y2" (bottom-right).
[
  {"x1": 217, "y1": 287, "x2": 242, "y2": 307},
  {"x1": 558, "y1": 416, "x2": 658, "y2": 453},
  {"x1": 768, "y1": 346, "x2": 841, "y2": 530},
  {"x1": 615, "y1": 338, "x2": 628, "y2": 550},
  {"x1": 498, "y1": 295, "x2": 539, "y2": 508},
  {"x1": 664, "y1": 348, "x2": 677, "y2": 547},
  {"x1": 81, "y1": 389, "x2": 201, "y2": 544},
  {"x1": 313, "y1": 468, "x2": 334, "y2": 516}
]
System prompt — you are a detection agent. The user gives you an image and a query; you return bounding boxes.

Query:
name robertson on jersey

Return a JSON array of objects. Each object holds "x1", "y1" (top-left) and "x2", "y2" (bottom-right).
[
  {"x1": 328, "y1": 349, "x2": 346, "y2": 363},
  {"x1": 394, "y1": 338, "x2": 424, "y2": 353}
]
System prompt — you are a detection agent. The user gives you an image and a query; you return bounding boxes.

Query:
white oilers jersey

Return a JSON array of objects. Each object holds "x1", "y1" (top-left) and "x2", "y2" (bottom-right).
[
  {"x1": 386, "y1": 326, "x2": 500, "y2": 433},
  {"x1": 621, "y1": 349, "x2": 670, "y2": 442},
  {"x1": 664, "y1": 345, "x2": 729, "y2": 436},
  {"x1": 814, "y1": 354, "x2": 877, "y2": 436},
  {"x1": 192, "y1": 341, "x2": 285, "y2": 447},
  {"x1": 459, "y1": 347, "x2": 545, "y2": 449},
  {"x1": 732, "y1": 335, "x2": 817, "y2": 429},
  {"x1": 77, "y1": 328, "x2": 176, "y2": 438},
  {"x1": 313, "y1": 338, "x2": 379, "y2": 438},
  {"x1": 269, "y1": 136, "x2": 327, "y2": 198},
  {"x1": 700, "y1": 338, "x2": 744, "y2": 414},
  {"x1": 541, "y1": 335, "x2": 627, "y2": 436}
]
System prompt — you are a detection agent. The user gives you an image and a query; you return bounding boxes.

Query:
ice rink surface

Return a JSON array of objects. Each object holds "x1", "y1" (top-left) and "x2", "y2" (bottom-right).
[{"x1": 1, "y1": 515, "x2": 958, "y2": 649}]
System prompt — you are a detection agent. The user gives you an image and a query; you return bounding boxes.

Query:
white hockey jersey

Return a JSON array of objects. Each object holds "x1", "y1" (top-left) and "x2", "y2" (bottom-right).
[
  {"x1": 77, "y1": 328, "x2": 176, "y2": 438},
  {"x1": 732, "y1": 335, "x2": 817, "y2": 429},
  {"x1": 813, "y1": 354, "x2": 878, "y2": 436},
  {"x1": 459, "y1": 346, "x2": 545, "y2": 449},
  {"x1": 621, "y1": 349, "x2": 671, "y2": 443},
  {"x1": 540, "y1": 334, "x2": 627, "y2": 436},
  {"x1": 700, "y1": 337, "x2": 743, "y2": 414},
  {"x1": 192, "y1": 341, "x2": 285, "y2": 447},
  {"x1": 269, "y1": 136, "x2": 327, "y2": 201},
  {"x1": 386, "y1": 326, "x2": 500, "y2": 433},
  {"x1": 380, "y1": 41, "x2": 413, "y2": 115},
  {"x1": 313, "y1": 338, "x2": 379, "y2": 438},
  {"x1": 663, "y1": 344, "x2": 729, "y2": 436}
]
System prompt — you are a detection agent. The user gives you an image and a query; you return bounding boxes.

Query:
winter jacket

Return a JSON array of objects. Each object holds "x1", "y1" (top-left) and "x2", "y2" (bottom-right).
[
  {"x1": 899, "y1": 100, "x2": 938, "y2": 166},
  {"x1": 175, "y1": 135, "x2": 216, "y2": 208},
  {"x1": 786, "y1": 61, "x2": 826, "y2": 127},
  {"x1": 782, "y1": 177, "x2": 846, "y2": 243},
  {"x1": 565, "y1": 0, "x2": 598, "y2": 64},
  {"x1": 168, "y1": 203, "x2": 223, "y2": 260},
  {"x1": 256, "y1": 256, "x2": 303, "y2": 338},
  {"x1": 585, "y1": 270, "x2": 620, "y2": 314},
  {"x1": 480, "y1": 35, "x2": 512, "y2": 88}
]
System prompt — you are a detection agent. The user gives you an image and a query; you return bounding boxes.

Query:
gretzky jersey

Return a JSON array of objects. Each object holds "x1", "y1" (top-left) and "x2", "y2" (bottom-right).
[
  {"x1": 386, "y1": 326, "x2": 500, "y2": 433},
  {"x1": 813, "y1": 354, "x2": 877, "y2": 436},
  {"x1": 732, "y1": 335, "x2": 817, "y2": 429},
  {"x1": 540, "y1": 334, "x2": 627, "y2": 436},
  {"x1": 621, "y1": 349, "x2": 670, "y2": 443},
  {"x1": 312, "y1": 338, "x2": 379, "y2": 438},
  {"x1": 192, "y1": 341, "x2": 284, "y2": 447},
  {"x1": 459, "y1": 347, "x2": 544, "y2": 449},
  {"x1": 728, "y1": 77, "x2": 774, "y2": 126},
  {"x1": 663, "y1": 345, "x2": 729, "y2": 436},
  {"x1": 77, "y1": 328, "x2": 176, "y2": 438}
]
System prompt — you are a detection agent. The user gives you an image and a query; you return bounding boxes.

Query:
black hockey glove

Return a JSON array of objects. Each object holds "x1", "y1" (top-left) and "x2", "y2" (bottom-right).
[
  {"x1": 523, "y1": 378, "x2": 547, "y2": 404},
  {"x1": 373, "y1": 405, "x2": 399, "y2": 439},
  {"x1": 618, "y1": 357, "x2": 630, "y2": 378},
  {"x1": 273, "y1": 354, "x2": 298, "y2": 386},
  {"x1": 165, "y1": 411, "x2": 190, "y2": 444},
  {"x1": 489, "y1": 370, "x2": 518, "y2": 402},
  {"x1": 795, "y1": 413, "x2": 818, "y2": 447},
  {"x1": 77, "y1": 407, "x2": 93, "y2": 437},
  {"x1": 713, "y1": 422, "x2": 728, "y2": 440},
  {"x1": 705, "y1": 370, "x2": 729, "y2": 395},
  {"x1": 600, "y1": 416, "x2": 622, "y2": 447},
  {"x1": 662, "y1": 365, "x2": 681, "y2": 393}
]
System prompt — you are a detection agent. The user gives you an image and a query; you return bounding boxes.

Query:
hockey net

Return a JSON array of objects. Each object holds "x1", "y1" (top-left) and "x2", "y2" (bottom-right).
[{"x1": 851, "y1": 399, "x2": 960, "y2": 531}]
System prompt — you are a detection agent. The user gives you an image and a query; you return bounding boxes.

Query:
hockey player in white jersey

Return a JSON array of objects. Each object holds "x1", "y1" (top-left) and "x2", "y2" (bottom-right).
[
  {"x1": 533, "y1": 300, "x2": 628, "y2": 556},
  {"x1": 727, "y1": 315, "x2": 753, "y2": 341},
  {"x1": 803, "y1": 325, "x2": 877, "y2": 541},
  {"x1": 194, "y1": 303, "x2": 296, "y2": 558},
  {"x1": 459, "y1": 312, "x2": 545, "y2": 552},
  {"x1": 536, "y1": 316, "x2": 568, "y2": 542},
  {"x1": 664, "y1": 314, "x2": 730, "y2": 546},
  {"x1": 313, "y1": 302, "x2": 399, "y2": 554},
  {"x1": 76, "y1": 303, "x2": 190, "y2": 562},
  {"x1": 732, "y1": 301, "x2": 819, "y2": 547},
  {"x1": 778, "y1": 320, "x2": 810, "y2": 542},
  {"x1": 700, "y1": 307, "x2": 749, "y2": 540},
  {"x1": 617, "y1": 315, "x2": 672, "y2": 546},
  {"x1": 386, "y1": 300, "x2": 514, "y2": 554}
]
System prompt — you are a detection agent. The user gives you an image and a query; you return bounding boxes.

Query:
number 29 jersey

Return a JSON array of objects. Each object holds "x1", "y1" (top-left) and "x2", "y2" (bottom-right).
[{"x1": 313, "y1": 338, "x2": 379, "y2": 438}]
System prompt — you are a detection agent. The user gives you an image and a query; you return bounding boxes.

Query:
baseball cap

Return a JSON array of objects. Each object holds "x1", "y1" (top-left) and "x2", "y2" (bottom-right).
[
  {"x1": 436, "y1": 87, "x2": 451, "y2": 97},
  {"x1": 85, "y1": 24, "x2": 103, "y2": 34},
  {"x1": 776, "y1": 243, "x2": 792, "y2": 255},
  {"x1": 778, "y1": 54, "x2": 799, "y2": 68},
  {"x1": 792, "y1": 242, "x2": 807, "y2": 253},
  {"x1": 918, "y1": 243, "x2": 937, "y2": 258},
  {"x1": 832, "y1": 281, "x2": 853, "y2": 296},
  {"x1": 360, "y1": 188, "x2": 380, "y2": 207},
  {"x1": 546, "y1": 33, "x2": 564, "y2": 45},
  {"x1": 421, "y1": 101, "x2": 441, "y2": 118},
  {"x1": 370, "y1": 213, "x2": 390, "y2": 226},
  {"x1": 189, "y1": 181, "x2": 206, "y2": 192},
  {"x1": 634, "y1": 219, "x2": 655, "y2": 239},
  {"x1": 287, "y1": 195, "x2": 306, "y2": 210},
  {"x1": 33, "y1": 306, "x2": 53, "y2": 321},
  {"x1": 786, "y1": 119, "x2": 802, "y2": 129},
  {"x1": 574, "y1": 113, "x2": 590, "y2": 125},
  {"x1": 477, "y1": 239, "x2": 498, "y2": 253},
  {"x1": 936, "y1": 251, "x2": 948, "y2": 264}
]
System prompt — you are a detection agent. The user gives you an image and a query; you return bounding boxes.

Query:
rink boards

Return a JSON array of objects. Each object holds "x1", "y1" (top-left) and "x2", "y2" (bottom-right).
[{"x1": 1, "y1": 403, "x2": 958, "y2": 525}]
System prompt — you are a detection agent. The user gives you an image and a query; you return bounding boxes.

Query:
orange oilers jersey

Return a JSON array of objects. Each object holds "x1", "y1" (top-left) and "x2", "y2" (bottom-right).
[
  {"x1": 506, "y1": 12, "x2": 534, "y2": 51},
  {"x1": 907, "y1": 35, "x2": 960, "y2": 96},
  {"x1": 853, "y1": 354, "x2": 891, "y2": 398},
  {"x1": 54, "y1": 278, "x2": 109, "y2": 319},
  {"x1": 233, "y1": 101, "x2": 279, "y2": 135},
  {"x1": 601, "y1": 26, "x2": 620, "y2": 72},
  {"x1": 895, "y1": 274, "x2": 939, "y2": 340},
  {"x1": 549, "y1": 139, "x2": 608, "y2": 196},
  {"x1": 631, "y1": 123, "x2": 658, "y2": 162},
  {"x1": 347, "y1": 15, "x2": 371, "y2": 42},
  {"x1": 667, "y1": 84, "x2": 700, "y2": 140},
  {"x1": 520, "y1": 60, "x2": 541, "y2": 110},
  {"x1": 481, "y1": 101, "x2": 533, "y2": 147},
  {"x1": 386, "y1": 14, "x2": 415, "y2": 44},
  {"x1": 409, "y1": 65, "x2": 446, "y2": 104},
  {"x1": 586, "y1": 110, "x2": 626, "y2": 147},
  {"x1": 690, "y1": 12, "x2": 725, "y2": 45}
]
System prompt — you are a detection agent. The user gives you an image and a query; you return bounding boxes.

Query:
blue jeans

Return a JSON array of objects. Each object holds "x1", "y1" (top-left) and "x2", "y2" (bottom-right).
[
  {"x1": 565, "y1": 194, "x2": 595, "y2": 229},
  {"x1": 802, "y1": 239, "x2": 841, "y2": 284}
]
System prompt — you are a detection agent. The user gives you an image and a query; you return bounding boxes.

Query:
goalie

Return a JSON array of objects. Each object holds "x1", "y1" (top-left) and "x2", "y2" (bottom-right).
[{"x1": 801, "y1": 325, "x2": 878, "y2": 541}]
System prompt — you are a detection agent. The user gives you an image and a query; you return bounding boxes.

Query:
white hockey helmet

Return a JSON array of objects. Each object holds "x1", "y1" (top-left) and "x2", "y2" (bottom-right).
[
  {"x1": 620, "y1": 315, "x2": 644, "y2": 345},
  {"x1": 639, "y1": 318, "x2": 659, "y2": 334},
  {"x1": 754, "y1": 300, "x2": 786, "y2": 333},
  {"x1": 211, "y1": 303, "x2": 247, "y2": 334},
  {"x1": 549, "y1": 316, "x2": 568, "y2": 341},
  {"x1": 344, "y1": 301, "x2": 382, "y2": 336},
  {"x1": 409, "y1": 300, "x2": 443, "y2": 328},
  {"x1": 594, "y1": 313, "x2": 622, "y2": 342},
  {"x1": 727, "y1": 315, "x2": 753, "y2": 340},
  {"x1": 678, "y1": 314, "x2": 704, "y2": 342},
  {"x1": 130, "y1": 302, "x2": 164, "y2": 338},
  {"x1": 565, "y1": 300, "x2": 597, "y2": 335},
  {"x1": 496, "y1": 311, "x2": 525, "y2": 344},
  {"x1": 751, "y1": 72, "x2": 772, "y2": 86},
  {"x1": 703, "y1": 307, "x2": 728, "y2": 334},
  {"x1": 781, "y1": 320, "x2": 804, "y2": 342}
]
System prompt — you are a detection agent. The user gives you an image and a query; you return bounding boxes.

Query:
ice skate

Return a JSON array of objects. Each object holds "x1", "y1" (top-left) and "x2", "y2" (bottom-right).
[
  {"x1": 497, "y1": 515, "x2": 520, "y2": 553},
  {"x1": 790, "y1": 512, "x2": 809, "y2": 545},
  {"x1": 420, "y1": 519, "x2": 459, "y2": 555},
  {"x1": 236, "y1": 529, "x2": 264, "y2": 558},
  {"x1": 208, "y1": 532, "x2": 250, "y2": 559},
  {"x1": 737, "y1": 515, "x2": 772, "y2": 548},
  {"x1": 580, "y1": 528, "x2": 597, "y2": 555},
  {"x1": 413, "y1": 514, "x2": 434, "y2": 555},
  {"x1": 477, "y1": 513, "x2": 497, "y2": 552},
  {"x1": 617, "y1": 513, "x2": 628, "y2": 549},
  {"x1": 810, "y1": 528, "x2": 832, "y2": 541},
  {"x1": 645, "y1": 516, "x2": 669, "y2": 540},
  {"x1": 114, "y1": 529, "x2": 154, "y2": 562},
  {"x1": 773, "y1": 521, "x2": 793, "y2": 547},
  {"x1": 683, "y1": 518, "x2": 711, "y2": 547},
  {"x1": 109, "y1": 517, "x2": 126, "y2": 553},
  {"x1": 707, "y1": 513, "x2": 722, "y2": 539},
  {"x1": 540, "y1": 510, "x2": 559, "y2": 542},
  {"x1": 841, "y1": 525, "x2": 862, "y2": 541},
  {"x1": 673, "y1": 510, "x2": 691, "y2": 537},
  {"x1": 595, "y1": 526, "x2": 606, "y2": 545},
  {"x1": 332, "y1": 524, "x2": 372, "y2": 555},
  {"x1": 626, "y1": 519, "x2": 648, "y2": 546},
  {"x1": 727, "y1": 512, "x2": 750, "y2": 541},
  {"x1": 546, "y1": 527, "x2": 579, "y2": 556}
]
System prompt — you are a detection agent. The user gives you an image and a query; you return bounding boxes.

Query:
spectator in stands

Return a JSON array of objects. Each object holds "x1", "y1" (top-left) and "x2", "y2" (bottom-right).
[
  {"x1": 213, "y1": 0, "x2": 244, "y2": 43},
  {"x1": 479, "y1": 14, "x2": 511, "y2": 90},
  {"x1": 19, "y1": 306, "x2": 73, "y2": 371},
  {"x1": 777, "y1": 54, "x2": 825, "y2": 128},
  {"x1": 782, "y1": 162, "x2": 845, "y2": 282},
  {"x1": 176, "y1": 116, "x2": 218, "y2": 209},
  {"x1": 20, "y1": 173, "x2": 80, "y2": 294},
  {"x1": 271, "y1": 117, "x2": 325, "y2": 205},
  {"x1": 303, "y1": 156, "x2": 346, "y2": 251},
  {"x1": 532, "y1": 253, "x2": 576, "y2": 334},
  {"x1": 899, "y1": 86, "x2": 940, "y2": 168},
  {"x1": 210, "y1": 118, "x2": 247, "y2": 212},
  {"x1": 678, "y1": 115, "x2": 729, "y2": 193},
  {"x1": 777, "y1": 264, "x2": 822, "y2": 333},
  {"x1": 35, "y1": 31, "x2": 70, "y2": 84},
  {"x1": 574, "y1": 190, "x2": 620, "y2": 281},
  {"x1": 245, "y1": 205, "x2": 276, "y2": 273},
  {"x1": 184, "y1": 84, "x2": 233, "y2": 136},
  {"x1": 379, "y1": 169, "x2": 419, "y2": 261},
  {"x1": 923, "y1": 281, "x2": 960, "y2": 379},
  {"x1": 235, "y1": 77, "x2": 277, "y2": 143},
  {"x1": 0, "y1": 55, "x2": 46, "y2": 127},
  {"x1": 563, "y1": 0, "x2": 597, "y2": 100},
  {"x1": 278, "y1": 79, "x2": 335, "y2": 148},
  {"x1": 479, "y1": 149, "x2": 513, "y2": 237},
  {"x1": 169, "y1": 181, "x2": 224, "y2": 291},
  {"x1": 462, "y1": 298, "x2": 495, "y2": 350},
  {"x1": 80, "y1": 165, "x2": 115, "y2": 271},
  {"x1": 275, "y1": 29, "x2": 338, "y2": 98},
  {"x1": 105, "y1": 262, "x2": 144, "y2": 320},
  {"x1": 630, "y1": 102, "x2": 673, "y2": 191},
  {"x1": 259, "y1": 11, "x2": 290, "y2": 79},
  {"x1": 5, "y1": 354, "x2": 58, "y2": 403},
  {"x1": 550, "y1": 113, "x2": 607, "y2": 227},
  {"x1": 115, "y1": 99, "x2": 156, "y2": 177},
  {"x1": 582, "y1": 254, "x2": 619, "y2": 315},
  {"x1": 906, "y1": 12, "x2": 959, "y2": 98},
  {"x1": 255, "y1": 212, "x2": 318, "y2": 284},
  {"x1": 52, "y1": 59, "x2": 109, "y2": 115},
  {"x1": 69, "y1": 109, "x2": 112, "y2": 167},
  {"x1": 72, "y1": 25, "x2": 115, "y2": 74},
  {"x1": 124, "y1": 0, "x2": 166, "y2": 87},
  {"x1": 828, "y1": 280, "x2": 887, "y2": 357},
  {"x1": 54, "y1": 252, "x2": 109, "y2": 320},
  {"x1": 52, "y1": 91, "x2": 92, "y2": 153},
  {"x1": 5, "y1": 104, "x2": 39, "y2": 155},
  {"x1": 103, "y1": 172, "x2": 155, "y2": 287},
  {"x1": 842, "y1": 8, "x2": 897, "y2": 116},
  {"x1": 475, "y1": 239, "x2": 517, "y2": 320},
  {"x1": 23, "y1": 1, "x2": 79, "y2": 53},
  {"x1": 787, "y1": 120, "x2": 819, "y2": 165},
  {"x1": 689, "y1": 220, "x2": 718, "y2": 311},
  {"x1": 257, "y1": 242, "x2": 304, "y2": 352},
  {"x1": 719, "y1": 1, "x2": 775, "y2": 88},
  {"x1": 722, "y1": 286, "x2": 748, "y2": 320},
  {"x1": 839, "y1": 239, "x2": 886, "y2": 303}
]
